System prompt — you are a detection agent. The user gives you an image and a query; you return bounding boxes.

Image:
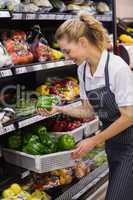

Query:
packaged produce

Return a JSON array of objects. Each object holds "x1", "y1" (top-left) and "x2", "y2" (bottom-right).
[
  {"x1": 0, "y1": 42, "x2": 12, "y2": 68},
  {"x1": 36, "y1": 95, "x2": 61, "y2": 111},
  {"x1": 36, "y1": 76, "x2": 79, "y2": 104},
  {"x1": 3, "y1": 31, "x2": 34, "y2": 65},
  {"x1": 1, "y1": 182, "x2": 51, "y2": 200},
  {"x1": 45, "y1": 114, "x2": 81, "y2": 132},
  {"x1": 119, "y1": 34, "x2": 133, "y2": 44},
  {"x1": 93, "y1": 151, "x2": 107, "y2": 167},
  {"x1": 0, "y1": 0, "x2": 20, "y2": 11},
  {"x1": 31, "y1": 0, "x2": 52, "y2": 8},
  {"x1": 15, "y1": 98, "x2": 36, "y2": 117}
]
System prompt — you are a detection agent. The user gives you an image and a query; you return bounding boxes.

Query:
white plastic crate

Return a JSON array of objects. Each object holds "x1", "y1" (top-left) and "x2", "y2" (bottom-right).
[
  {"x1": 2, "y1": 148, "x2": 76, "y2": 173},
  {"x1": 50, "y1": 125, "x2": 84, "y2": 142},
  {"x1": 83, "y1": 117, "x2": 99, "y2": 138}
]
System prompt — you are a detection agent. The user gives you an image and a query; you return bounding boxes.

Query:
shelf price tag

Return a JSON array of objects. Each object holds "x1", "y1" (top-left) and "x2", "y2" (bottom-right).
[
  {"x1": 15, "y1": 67, "x2": 27, "y2": 74},
  {"x1": 26, "y1": 13, "x2": 36, "y2": 20},
  {"x1": 39, "y1": 14, "x2": 48, "y2": 20},
  {"x1": 4, "y1": 124, "x2": 15, "y2": 133},
  {"x1": 55, "y1": 14, "x2": 64, "y2": 20},
  {"x1": 0, "y1": 127, "x2": 5, "y2": 135},
  {"x1": 46, "y1": 14, "x2": 56, "y2": 20},
  {"x1": 21, "y1": 170, "x2": 30, "y2": 179},
  {"x1": 0, "y1": 11, "x2": 10, "y2": 18},
  {"x1": 12, "y1": 13, "x2": 22, "y2": 20},
  {"x1": 27, "y1": 64, "x2": 42, "y2": 72},
  {"x1": 18, "y1": 115, "x2": 45, "y2": 128},
  {"x1": 0, "y1": 70, "x2": 12, "y2": 77},
  {"x1": 45, "y1": 62, "x2": 56, "y2": 69}
]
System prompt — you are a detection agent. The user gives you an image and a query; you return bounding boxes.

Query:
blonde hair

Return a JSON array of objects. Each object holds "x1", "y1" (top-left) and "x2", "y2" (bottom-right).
[{"x1": 55, "y1": 12, "x2": 109, "y2": 51}]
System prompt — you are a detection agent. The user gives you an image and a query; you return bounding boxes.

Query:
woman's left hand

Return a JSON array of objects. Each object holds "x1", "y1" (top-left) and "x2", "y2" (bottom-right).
[{"x1": 71, "y1": 137, "x2": 96, "y2": 159}]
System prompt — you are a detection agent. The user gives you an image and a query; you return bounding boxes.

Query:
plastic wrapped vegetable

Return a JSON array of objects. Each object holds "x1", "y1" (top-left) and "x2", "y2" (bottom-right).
[
  {"x1": 36, "y1": 96, "x2": 53, "y2": 111},
  {"x1": 4, "y1": 31, "x2": 33, "y2": 65},
  {"x1": 0, "y1": 42, "x2": 12, "y2": 68}
]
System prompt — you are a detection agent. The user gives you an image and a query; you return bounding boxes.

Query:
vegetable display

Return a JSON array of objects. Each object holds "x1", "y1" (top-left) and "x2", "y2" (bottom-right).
[{"x1": 7, "y1": 125, "x2": 76, "y2": 155}]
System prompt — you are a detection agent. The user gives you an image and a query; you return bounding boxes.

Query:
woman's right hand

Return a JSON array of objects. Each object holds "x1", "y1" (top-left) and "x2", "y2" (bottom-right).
[{"x1": 37, "y1": 106, "x2": 61, "y2": 117}]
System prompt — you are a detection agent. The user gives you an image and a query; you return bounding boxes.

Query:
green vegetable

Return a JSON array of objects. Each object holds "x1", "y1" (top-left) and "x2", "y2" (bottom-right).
[
  {"x1": 7, "y1": 131, "x2": 22, "y2": 150},
  {"x1": 36, "y1": 96, "x2": 52, "y2": 111},
  {"x1": 23, "y1": 133, "x2": 33, "y2": 145},
  {"x1": 57, "y1": 134, "x2": 76, "y2": 151},
  {"x1": 36, "y1": 126, "x2": 47, "y2": 142},
  {"x1": 28, "y1": 135, "x2": 40, "y2": 143},
  {"x1": 22, "y1": 142, "x2": 45, "y2": 155}
]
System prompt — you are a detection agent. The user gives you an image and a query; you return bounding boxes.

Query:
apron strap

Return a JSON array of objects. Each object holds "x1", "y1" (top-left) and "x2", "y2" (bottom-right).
[
  {"x1": 83, "y1": 62, "x2": 87, "y2": 92},
  {"x1": 104, "y1": 51, "x2": 110, "y2": 89},
  {"x1": 83, "y1": 51, "x2": 110, "y2": 91}
]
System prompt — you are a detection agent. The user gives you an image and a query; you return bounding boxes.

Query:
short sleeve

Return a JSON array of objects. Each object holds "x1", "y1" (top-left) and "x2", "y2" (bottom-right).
[
  {"x1": 114, "y1": 66, "x2": 133, "y2": 107},
  {"x1": 79, "y1": 80, "x2": 88, "y2": 100}
]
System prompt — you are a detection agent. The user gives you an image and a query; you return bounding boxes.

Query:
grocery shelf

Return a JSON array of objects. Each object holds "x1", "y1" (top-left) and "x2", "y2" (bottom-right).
[
  {"x1": 11, "y1": 12, "x2": 112, "y2": 22},
  {"x1": 3, "y1": 148, "x2": 75, "y2": 173},
  {"x1": 0, "y1": 60, "x2": 74, "y2": 77},
  {"x1": 14, "y1": 60, "x2": 74, "y2": 75},
  {"x1": 55, "y1": 163, "x2": 108, "y2": 200},
  {"x1": 0, "y1": 101, "x2": 81, "y2": 135}
]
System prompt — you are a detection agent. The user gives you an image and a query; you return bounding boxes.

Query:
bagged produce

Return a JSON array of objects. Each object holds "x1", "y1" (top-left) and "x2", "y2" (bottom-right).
[
  {"x1": 36, "y1": 95, "x2": 61, "y2": 111},
  {"x1": 3, "y1": 31, "x2": 34, "y2": 65},
  {"x1": 31, "y1": 0, "x2": 53, "y2": 7},
  {"x1": 0, "y1": 42, "x2": 12, "y2": 68}
]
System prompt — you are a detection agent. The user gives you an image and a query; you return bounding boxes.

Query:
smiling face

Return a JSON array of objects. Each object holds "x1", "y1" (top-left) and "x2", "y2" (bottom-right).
[{"x1": 58, "y1": 36, "x2": 90, "y2": 65}]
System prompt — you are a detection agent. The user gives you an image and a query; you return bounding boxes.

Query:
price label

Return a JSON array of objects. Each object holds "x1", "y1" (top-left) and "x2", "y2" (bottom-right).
[
  {"x1": 0, "y1": 70, "x2": 12, "y2": 77},
  {"x1": 0, "y1": 127, "x2": 5, "y2": 135},
  {"x1": 18, "y1": 115, "x2": 45, "y2": 128},
  {"x1": 46, "y1": 62, "x2": 56, "y2": 69},
  {"x1": 4, "y1": 124, "x2": 15, "y2": 133},
  {"x1": 21, "y1": 170, "x2": 30, "y2": 179},
  {"x1": 28, "y1": 64, "x2": 42, "y2": 72},
  {"x1": 64, "y1": 60, "x2": 74, "y2": 66},
  {"x1": 26, "y1": 13, "x2": 36, "y2": 20},
  {"x1": 0, "y1": 11, "x2": 10, "y2": 18},
  {"x1": 12, "y1": 13, "x2": 22, "y2": 20},
  {"x1": 55, "y1": 14, "x2": 64, "y2": 20},
  {"x1": 16, "y1": 67, "x2": 27, "y2": 74},
  {"x1": 64, "y1": 15, "x2": 73, "y2": 20},
  {"x1": 47, "y1": 14, "x2": 56, "y2": 20},
  {"x1": 39, "y1": 14, "x2": 48, "y2": 20}
]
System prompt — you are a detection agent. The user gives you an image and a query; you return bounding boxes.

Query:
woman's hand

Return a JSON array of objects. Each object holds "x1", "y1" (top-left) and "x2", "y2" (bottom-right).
[
  {"x1": 37, "y1": 106, "x2": 60, "y2": 117},
  {"x1": 71, "y1": 137, "x2": 96, "y2": 159}
]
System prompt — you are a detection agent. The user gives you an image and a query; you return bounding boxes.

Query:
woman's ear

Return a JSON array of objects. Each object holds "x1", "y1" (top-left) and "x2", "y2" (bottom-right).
[{"x1": 78, "y1": 37, "x2": 89, "y2": 48}]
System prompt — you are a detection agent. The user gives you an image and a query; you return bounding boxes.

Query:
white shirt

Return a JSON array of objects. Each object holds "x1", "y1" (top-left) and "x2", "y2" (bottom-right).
[{"x1": 78, "y1": 50, "x2": 133, "y2": 107}]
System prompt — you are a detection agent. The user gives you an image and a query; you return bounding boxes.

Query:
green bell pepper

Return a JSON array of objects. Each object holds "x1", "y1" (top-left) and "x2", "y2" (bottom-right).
[
  {"x1": 57, "y1": 134, "x2": 76, "y2": 151},
  {"x1": 7, "y1": 131, "x2": 22, "y2": 150}
]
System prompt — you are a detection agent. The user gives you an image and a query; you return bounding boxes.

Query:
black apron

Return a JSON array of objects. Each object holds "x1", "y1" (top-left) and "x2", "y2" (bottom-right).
[{"x1": 82, "y1": 52, "x2": 133, "y2": 200}]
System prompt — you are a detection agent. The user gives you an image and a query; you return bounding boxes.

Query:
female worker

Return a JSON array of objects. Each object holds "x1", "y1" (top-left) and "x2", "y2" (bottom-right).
[{"x1": 38, "y1": 13, "x2": 133, "y2": 200}]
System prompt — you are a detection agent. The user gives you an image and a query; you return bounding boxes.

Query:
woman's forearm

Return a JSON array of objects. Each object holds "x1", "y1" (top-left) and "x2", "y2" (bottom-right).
[
  {"x1": 57, "y1": 105, "x2": 94, "y2": 119},
  {"x1": 92, "y1": 115, "x2": 133, "y2": 145}
]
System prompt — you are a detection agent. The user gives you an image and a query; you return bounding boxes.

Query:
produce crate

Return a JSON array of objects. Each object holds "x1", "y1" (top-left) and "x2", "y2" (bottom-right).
[
  {"x1": 83, "y1": 117, "x2": 99, "y2": 138},
  {"x1": 50, "y1": 125, "x2": 84, "y2": 142},
  {"x1": 2, "y1": 148, "x2": 76, "y2": 173}
]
